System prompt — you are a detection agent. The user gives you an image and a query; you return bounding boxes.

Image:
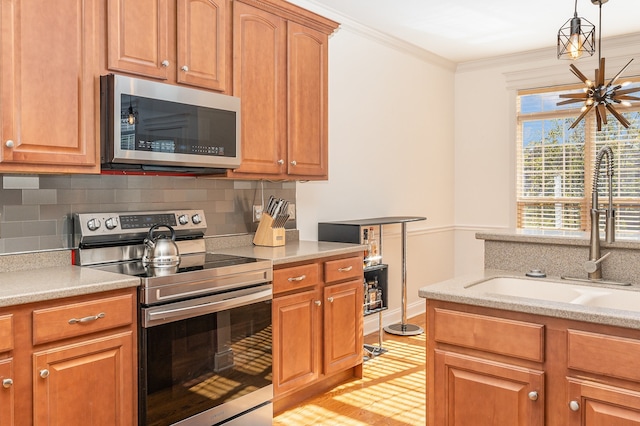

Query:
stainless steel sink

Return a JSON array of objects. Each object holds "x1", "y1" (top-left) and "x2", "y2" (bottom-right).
[{"x1": 465, "y1": 277, "x2": 640, "y2": 312}]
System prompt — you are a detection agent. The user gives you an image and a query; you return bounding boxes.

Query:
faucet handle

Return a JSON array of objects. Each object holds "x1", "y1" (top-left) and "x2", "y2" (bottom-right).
[{"x1": 583, "y1": 252, "x2": 611, "y2": 274}]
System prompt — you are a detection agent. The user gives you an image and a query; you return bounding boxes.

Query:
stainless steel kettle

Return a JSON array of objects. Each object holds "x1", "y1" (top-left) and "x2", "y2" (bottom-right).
[{"x1": 142, "y1": 224, "x2": 180, "y2": 269}]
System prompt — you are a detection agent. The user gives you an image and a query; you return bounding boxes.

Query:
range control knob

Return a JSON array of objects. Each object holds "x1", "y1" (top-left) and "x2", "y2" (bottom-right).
[
  {"x1": 192, "y1": 214, "x2": 202, "y2": 225},
  {"x1": 87, "y1": 218, "x2": 101, "y2": 231},
  {"x1": 105, "y1": 217, "x2": 118, "y2": 230},
  {"x1": 178, "y1": 214, "x2": 189, "y2": 225}
]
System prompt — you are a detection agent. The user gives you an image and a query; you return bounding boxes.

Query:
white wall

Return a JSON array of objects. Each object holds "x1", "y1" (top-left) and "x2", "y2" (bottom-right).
[{"x1": 289, "y1": 2, "x2": 457, "y2": 332}]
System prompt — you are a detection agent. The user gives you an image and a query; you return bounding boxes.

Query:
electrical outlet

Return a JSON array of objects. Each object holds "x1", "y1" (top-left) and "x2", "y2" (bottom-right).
[
  {"x1": 287, "y1": 203, "x2": 296, "y2": 220},
  {"x1": 253, "y1": 205, "x2": 263, "y2": 222}
]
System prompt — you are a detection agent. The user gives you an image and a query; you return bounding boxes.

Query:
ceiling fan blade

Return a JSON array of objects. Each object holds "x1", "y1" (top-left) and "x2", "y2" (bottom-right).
[
  {"x1": 597, "y1": 58, "x2": 606, "y2": 87},
  {"x1": 558, "y1": 93, "x2": 589, "y2": 99},
  {"x1": 615, "y1": 95, "x2": 640, "y2": 101},
  {"x1": 606, "y1": 58, "x2": 634, "y2": 88},
  {"x1": 557, "y1": 98, "x2": 588, "y2": 106},
  {"x1": 569, "y1": 104, "x2": 594, "y2": 129},
  {"x1": 614, "y1": 87, "x2": 640, "y2": 96},
  {"x1": 605, "y1": 104, "x2": 631, "y2": 128},
  {"x1": 569, "y1": 64, "x2": 591, "y2": 85},
  {"x1": 597, "y1": 103, "x2": 607, "y2": 125}
]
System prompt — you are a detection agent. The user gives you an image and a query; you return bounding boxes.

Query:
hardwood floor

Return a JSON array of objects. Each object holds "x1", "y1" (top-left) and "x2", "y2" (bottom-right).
[{"x1": 273, "y1": 314, "x2": 426, "y2": 425}]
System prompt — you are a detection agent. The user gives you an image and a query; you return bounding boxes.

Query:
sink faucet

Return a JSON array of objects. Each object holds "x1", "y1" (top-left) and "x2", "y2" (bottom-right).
[{"x1": 585, "y1": 146, "x2": 615, "y2": 280}]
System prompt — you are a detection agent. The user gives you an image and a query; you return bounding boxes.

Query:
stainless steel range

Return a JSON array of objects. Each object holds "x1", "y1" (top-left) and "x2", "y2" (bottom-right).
[{"x1": 73, "y1": 210, "x2": 274, "y2": 426}]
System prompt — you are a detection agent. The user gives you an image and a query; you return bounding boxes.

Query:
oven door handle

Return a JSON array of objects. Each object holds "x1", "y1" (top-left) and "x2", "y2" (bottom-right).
[{"x1": 145, "y1": 287, "x2": 272, "y2": 326}]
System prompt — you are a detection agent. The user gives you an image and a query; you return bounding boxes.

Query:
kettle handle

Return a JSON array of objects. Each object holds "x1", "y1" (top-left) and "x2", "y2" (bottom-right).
[{"x1": 148, "y1": 224, "x2": 176, "y2": 241}]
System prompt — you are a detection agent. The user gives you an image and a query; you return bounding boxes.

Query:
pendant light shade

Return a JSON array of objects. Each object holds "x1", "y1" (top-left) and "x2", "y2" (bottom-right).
[{"x1": 557, "y1": 1, "x2": 595, "y2": 59}]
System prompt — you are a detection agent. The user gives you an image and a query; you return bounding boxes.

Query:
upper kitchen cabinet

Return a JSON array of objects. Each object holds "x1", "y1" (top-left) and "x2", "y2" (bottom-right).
[
  {"x1": 107, "y1": 0, "x2": 229, "y2": 92},
  {"x1": 227, "y1": 0, "x2": 338, "y2": 181},
  {"x1": 0, "y1": 0, "x2": 100, "y2": 173}
]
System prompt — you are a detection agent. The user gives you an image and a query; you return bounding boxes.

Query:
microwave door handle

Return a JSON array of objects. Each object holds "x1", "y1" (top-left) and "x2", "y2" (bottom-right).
[{"x1": 145, "y1": 288, "x2": 272, "y2": 326}]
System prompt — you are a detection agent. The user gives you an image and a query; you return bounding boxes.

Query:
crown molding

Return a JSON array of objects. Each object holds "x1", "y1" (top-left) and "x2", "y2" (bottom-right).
[{"x1": 288, "y1": 0, "x2": 457, "y2": 72}]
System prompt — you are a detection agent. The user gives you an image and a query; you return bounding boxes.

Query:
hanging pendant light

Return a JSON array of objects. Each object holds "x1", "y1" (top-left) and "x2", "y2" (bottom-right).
[
  {"x1": 557, "y1": 0, "x2": 595, "y2": 59},
  {"x1": 557, "y1": 0, "x2": 640, "y2": 131}
]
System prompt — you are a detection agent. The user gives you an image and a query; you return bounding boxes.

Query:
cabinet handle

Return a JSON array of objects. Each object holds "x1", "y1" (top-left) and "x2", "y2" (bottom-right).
[
  {"x1": 528, "y1": 391, "x2": 538, "y2": 401},
  {"x1": 2, "y1": 378, "x2": 12, "y2": 388},
  {"x1": 338, "y1": 266, "x2": 353, "y2": 273},
  {"x1": 327, "y1": 296, "x2": 334, "y2": 303},
  {"x1": 277, "y1": 159, "x2": 284, "y2": 165},
  {"x1": 288, "y1": 275, "x2": 306, "y2": 282},
  {"x1": 290, "y1": 160, "x2": 297, "y2": 166},
  {"x1": 181, "y1": 65, "x2": 189, "y2": 72},
  {"x1": 5, "y1": 140, "x2": 14, "y2": 148},
  {"x1": 39, "y1": 369, "x2": 49, "y2": 379},
  {"x1": 68, "y1": 312, "x2": 105, "y2": 324},
  {"x1": 569, "y1": 400, "x2": 580, "y2": 411},
  {"x1": 161, "y1": 60, "x2": 170, "y2": 67},
  {"x1": 314, "y1": 300, "x2": 322, "y2": 306}
]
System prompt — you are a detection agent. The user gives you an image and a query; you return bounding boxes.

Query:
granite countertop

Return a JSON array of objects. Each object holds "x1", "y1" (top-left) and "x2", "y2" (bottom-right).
[
  {"x1": 214, "y1": 240, "x2": 367, "y2": 265},
  {"x1": 0, "y1": 265, "x2": 140, "y2": 308},
  {"x1": 419, "y1": 269, "x2": 640, "y2": 329}
]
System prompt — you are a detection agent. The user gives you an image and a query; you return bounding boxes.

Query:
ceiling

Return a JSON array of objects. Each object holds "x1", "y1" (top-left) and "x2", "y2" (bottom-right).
[{"x1": 302, "y1": 0, "x2": 640, "y2": 63}]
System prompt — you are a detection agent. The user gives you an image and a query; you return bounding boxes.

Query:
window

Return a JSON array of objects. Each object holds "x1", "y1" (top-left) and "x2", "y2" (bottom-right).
[{"x1": 516, "y1": 81, "x2": 640, "y2": 236}]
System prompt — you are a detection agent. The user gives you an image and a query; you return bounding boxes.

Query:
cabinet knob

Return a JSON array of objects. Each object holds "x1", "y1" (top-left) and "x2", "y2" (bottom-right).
[
  {"x1": 277, "y1": 159, "x2": 284, "y2": 165},
  {"x1": 2, "y1": 378, "x2": 12, "y2": 388},
  {"x1": 315, "y1": 300, "x2": 322, "y2": 306},
  {"x1": 161, "y1": 60, "x2": 170, "y2": 67},
  {"x1": 290, "y1": 160, "x2": 297, "y2": 166},
  {"x1": 569, "y1": 400, "x2": 580, "y2": 411},
  {"x1": 5, "y1": 140, "x2": 14, "y2": 148},
  {"x1": 327, "y1": 296, "x2": 334, "y2": 303},
  {"x1": 181, "y1": 65, "x2": 189, "y2": 72},
  {"x1": 528, "y1": 391, "x2": 538, "y2": 401},
  {"x1": 39, "y1": 369, "x2": 50, "y2": 379}
]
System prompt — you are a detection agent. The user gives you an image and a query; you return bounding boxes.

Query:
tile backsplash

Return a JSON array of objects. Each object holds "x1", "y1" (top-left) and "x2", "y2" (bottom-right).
[{"x1": 0, "y1": 174, "x2": 295, "y2": 254}]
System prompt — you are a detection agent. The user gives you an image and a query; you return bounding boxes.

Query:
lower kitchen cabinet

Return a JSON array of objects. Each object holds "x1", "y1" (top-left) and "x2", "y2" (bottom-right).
[
  {"x1": 32, "y1": 332, "x2": 134, "y2": 425},
  {"x1": 427, "y1": 300, "x2": 640, "y2": 426},
  {"x1": 273, "y1": 254, "x2": 364, "y2": 413},
  {"x1": 0, "y1": 288, "x2": 137, "y2": 426},
  {"x1": 0, "y1": 358, "x2": 13, "y2": 426}
]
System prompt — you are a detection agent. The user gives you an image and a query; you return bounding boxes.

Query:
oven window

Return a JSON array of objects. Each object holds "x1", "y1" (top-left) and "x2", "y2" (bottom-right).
[{"x1": 142, "y1": 300, "x2": 272, "y2": 426}]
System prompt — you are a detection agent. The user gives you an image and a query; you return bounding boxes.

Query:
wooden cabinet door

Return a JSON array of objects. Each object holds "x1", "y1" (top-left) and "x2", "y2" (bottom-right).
[
  {"x1": 231, "y1": 2, "x2": 287, "y2": 176},
  {"x1": 33, "y1": 332, "x2": 135, "y2": 426},
  {"x1": 272, "y1": 288, "x2": 321, "y2": 395},
  {"x1": 0, "y1": 0, "x2": 99, "y2": 173},
  {"x1": 323, "y1": 279, "x2": 363, "y2": 375},
  {"x1": 176, "y1": 0, "x2": 227, "y2": 91},
  {"x1": 0, "y1": 358, "x2": 13, "y2": 426},
  {"x1": 433, "y1": 350, "x2": 544, "y2": 426},
  {"x1": 107, "y1": 0, "x2": 170, "y2": 80},
  {"x1": 568, "y1": 378, "x2": 640, "y2": 425},
  {"x1": 286, "y1": 21, "x2": 328, "y2": 178}
]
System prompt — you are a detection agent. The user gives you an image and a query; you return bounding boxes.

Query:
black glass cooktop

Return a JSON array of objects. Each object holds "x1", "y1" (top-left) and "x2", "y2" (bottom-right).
[{"x1": 92, "y1": 253, "x2": 259, "y2": 279}]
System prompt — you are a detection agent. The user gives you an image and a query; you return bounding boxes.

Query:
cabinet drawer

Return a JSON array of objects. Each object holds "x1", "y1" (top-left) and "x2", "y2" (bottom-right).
[
  {"x1": 324, "y1": 256, "x2": 363, "y2": 284},
  {"x1": 568, "y1": 329, "x2": 640, "y2": 382},
  {"x1": 0, "y1": 315, "x2": 13, "y2": 352},
  {"x1": 32, "y1": 294, "x2": 134, "y2": 345},
  {"x1": 273, "y1": 263, "x2": 320, "y2": 294},
  {"x1": 434, "y1": 309, "x2": 545, "y2": 362}
]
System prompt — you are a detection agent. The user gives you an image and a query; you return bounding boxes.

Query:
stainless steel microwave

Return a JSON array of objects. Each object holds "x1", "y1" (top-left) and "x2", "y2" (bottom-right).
[{"x1": 100, "y1": 74, "x2": 240, "y2": 173}]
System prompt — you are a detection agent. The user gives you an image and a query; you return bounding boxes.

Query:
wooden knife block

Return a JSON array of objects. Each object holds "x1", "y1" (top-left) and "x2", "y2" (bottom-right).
[{"x1": 253, "y1": 214, "x2": 285, "y2": 247}]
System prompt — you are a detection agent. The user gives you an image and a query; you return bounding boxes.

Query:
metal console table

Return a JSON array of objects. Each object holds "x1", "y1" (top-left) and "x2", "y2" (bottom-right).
[{"x1": 318, "y1": 215, "x2": 427, "y2": 358}]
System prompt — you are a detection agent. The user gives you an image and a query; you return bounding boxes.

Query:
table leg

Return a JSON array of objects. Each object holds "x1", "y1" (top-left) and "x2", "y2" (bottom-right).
[{"x1": 383, "y1": 222, "x2": 423, "y2": 336}]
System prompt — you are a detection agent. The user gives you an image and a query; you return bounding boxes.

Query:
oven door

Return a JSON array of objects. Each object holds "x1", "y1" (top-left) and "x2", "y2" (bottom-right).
[{"x1": 140, "y1": 284, "x2": 273, "y2": 426}]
